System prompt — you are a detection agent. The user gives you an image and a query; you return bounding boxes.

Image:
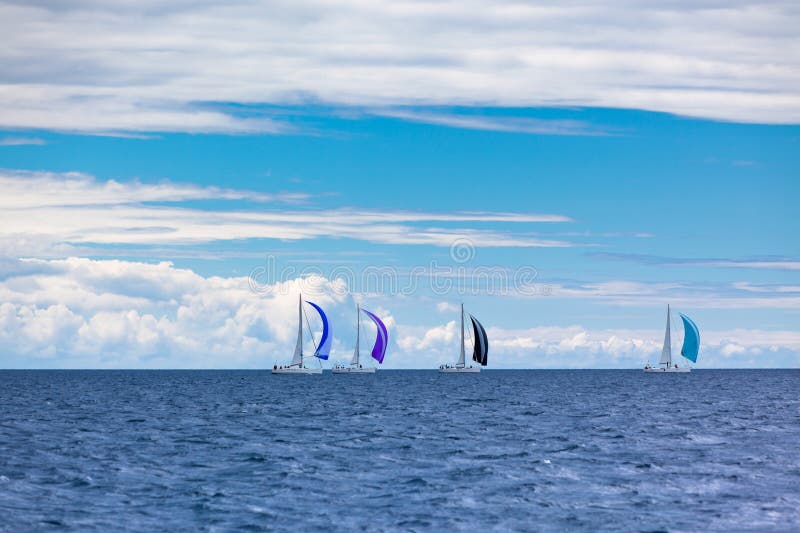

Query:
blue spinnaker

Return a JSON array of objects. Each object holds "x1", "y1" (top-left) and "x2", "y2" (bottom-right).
[
  {"x1": 306, "y1": 301, "x2": 331, "y2": 360},
  {"x1": 679, "y1": 313, "x2": 700, "y2": 363}
]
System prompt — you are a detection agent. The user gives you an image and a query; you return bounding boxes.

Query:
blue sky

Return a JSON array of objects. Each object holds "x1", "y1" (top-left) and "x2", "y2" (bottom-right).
[{"x1": 0, "y1": 0, "x2": 798, "y2": 368}]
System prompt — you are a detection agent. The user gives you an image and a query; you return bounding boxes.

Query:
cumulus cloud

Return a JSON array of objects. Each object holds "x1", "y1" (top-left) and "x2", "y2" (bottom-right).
[
  {"x1": 436, "y1": 302, "x2": 459, "y2": 313},
  {"x1": 0, "y1": 0, "x2": 798, "y2": 134},
  {"x1": 0, "y1": 257, "x2": 354, "y2": 367},
  {"x1": 0, "y1": 170, "x2": 574, "y2": 257}
]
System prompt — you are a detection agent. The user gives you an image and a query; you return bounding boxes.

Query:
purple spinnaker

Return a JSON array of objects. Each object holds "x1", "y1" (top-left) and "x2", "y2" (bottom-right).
[{"x1": 361, "y1": 309, "x2": 388, "y2": 364}]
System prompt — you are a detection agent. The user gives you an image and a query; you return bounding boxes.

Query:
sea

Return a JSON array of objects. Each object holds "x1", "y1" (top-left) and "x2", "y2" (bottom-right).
[{"x1": 1, "y1": 369, "x2": 798, "y2": 531}]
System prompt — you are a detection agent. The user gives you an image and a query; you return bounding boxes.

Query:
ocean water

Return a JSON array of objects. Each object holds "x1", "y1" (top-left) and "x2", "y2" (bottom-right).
[{"x1": 1, "y1": 370, "x2": 798, "y2": 531}]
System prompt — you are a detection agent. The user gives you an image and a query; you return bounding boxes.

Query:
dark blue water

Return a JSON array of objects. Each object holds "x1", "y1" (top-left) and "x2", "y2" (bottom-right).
[{"x1": 1, "y1": 370, "x2": 798, "y2": 531}]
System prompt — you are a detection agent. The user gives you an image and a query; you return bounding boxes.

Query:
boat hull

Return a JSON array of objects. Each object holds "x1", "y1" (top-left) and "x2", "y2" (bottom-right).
[
  {"x1": 271, "y1": 366, "x2": 322, "y2": 374},
  {"x1": 439, "y1": 366, "x2": 481, "y2": 373},
  {"x1": 644, "y1": 366, "x2": 691, "y2": 373},
  {"x1": 332, "y1": 366, "x2": 376, "y2": 374}
]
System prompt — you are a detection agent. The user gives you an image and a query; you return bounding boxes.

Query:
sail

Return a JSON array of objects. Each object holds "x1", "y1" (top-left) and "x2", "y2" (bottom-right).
[
  {"x1": 306, "y1": 301, "x2": 331, "y2": 360},
  {"x1": 659, "y1": 305, "x2": 671, "y2": 365},
  {"x1": 679, "y1": 313, "x2": 700, "y2": 363},
  {"x1": 291, "y1": 295, "x2": 303, "y2": 366},
  {"x1": 470, "y1": 314, "x2": 488, "y2": 366},
  {"x1": 351, "y1": 305, "x2": 360, "y2": 366},
  {"x1": 362, "y1": 309, "x2": 388, "y2": 364},
  {"x1": 457, "y1": 304, "x2": 466, "y2": 367}
]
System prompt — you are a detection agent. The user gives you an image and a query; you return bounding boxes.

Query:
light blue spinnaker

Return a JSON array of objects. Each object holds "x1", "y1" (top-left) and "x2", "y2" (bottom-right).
[
  {"x1": 306, "y1": 301, "x2": 331, "y2": 360},
  {"x1": 679, "y1": 313, "x2": 700, "y2": 363}
]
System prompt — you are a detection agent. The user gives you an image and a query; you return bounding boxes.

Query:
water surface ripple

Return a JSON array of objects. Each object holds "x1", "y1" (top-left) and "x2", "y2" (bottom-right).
[{"x1": 1, "y1": 370, "x2": 798, "y2": 531}]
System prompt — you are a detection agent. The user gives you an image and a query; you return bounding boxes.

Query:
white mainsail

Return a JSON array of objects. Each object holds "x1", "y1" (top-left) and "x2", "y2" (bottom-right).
[
  {"x1": 350, "y1": 304, "x2": 360, "y2": 366},
  {"x1": 659, "y1": 304, "x2": 671, "y2": 366},
  {"x1": 291, "y1": 294, "x2": 303, "y2": 367},
  {"x1": 457, "y1": 303, "x2": 466, "y2": 367}
]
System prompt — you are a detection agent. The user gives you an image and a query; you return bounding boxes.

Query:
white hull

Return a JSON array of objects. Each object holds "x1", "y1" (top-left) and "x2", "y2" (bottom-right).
[
  {"x1": 332, "y1": 366, "x2": 376, "y2": 374},
  {"x1": 439, "y1": 365, "x2": 481, "y2": 373},
  {"x1": 644, "y1": 366, "x2": 690, "y2": 373},
  {"x1": 271, "y1": 366, "x2": 322, "y2": 374}
]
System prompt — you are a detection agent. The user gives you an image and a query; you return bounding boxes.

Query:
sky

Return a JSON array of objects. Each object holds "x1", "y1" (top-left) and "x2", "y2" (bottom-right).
[{"x1": 0, "y1": 0, "x2": 798, "y2": 369}]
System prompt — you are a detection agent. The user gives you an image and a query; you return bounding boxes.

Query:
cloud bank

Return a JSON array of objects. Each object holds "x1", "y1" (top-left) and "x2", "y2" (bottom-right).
[
  {"x1": 1, "y1": 0, "x2": 798, "y2": 133},
  {"x1": 397, "y1": 322, "x2": 800, "y2": 369},
  {"x1": 1, "y1": 257, "x2": 797, "y2": 368}
]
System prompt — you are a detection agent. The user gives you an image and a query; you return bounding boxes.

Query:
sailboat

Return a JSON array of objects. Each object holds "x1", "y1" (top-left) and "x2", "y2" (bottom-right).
[
  {"x1": 332, "y1": 305, "x2": 388, "y2": 374},
  {"x1": 644, "y1": 304, "x2": 699, "y2": 373},
  {"x1": 439, "y1": 304, "x2": 487, "y2": 373},
  {"x1": 272, "y1": 294, "x2": 330, "y2": 374}
]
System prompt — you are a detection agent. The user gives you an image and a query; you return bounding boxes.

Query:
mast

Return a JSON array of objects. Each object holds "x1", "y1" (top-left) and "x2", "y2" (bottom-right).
[
  {"x1": 292, "y1": 293, "x2": 303, "y2": 367},
  {"x1": 457, "y1": 303, "x2": 466, "y2": 367},
  {"x1": 352, "y1": 304, "x2": 360, "y2": 366},
  {"x1": 659, "y1": 304, "x2": 671, "y2": 367}
]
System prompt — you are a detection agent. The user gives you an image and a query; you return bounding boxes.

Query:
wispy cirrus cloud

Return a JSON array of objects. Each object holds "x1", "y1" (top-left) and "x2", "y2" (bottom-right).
[
  {"x1": 0, "y1": 170, "x2": 309, "y2": 207},
  {"x1": 502, "y1": 278, "x2": 800, "y2": 309},
  {"x1": 0, "y1": 170, "x2": 575, "y2": 257},
  {"x1": 697, "y1": 260, "x2": 800, "y2": 271},
  {"x1": 0, "y1": 136, "x2": 46, "y2": 146},
  {"x1": 0, "y1": 0, "x2": 798, "y2": 134},
  {"x1": 732, "y1": 281, "x2": 800, "y2": 293},
  {"x1": 372, "y1": 109, "x2": 614, "y2": 136},
  {"x1": 592, "y1": 252, "x2": 800, "y2": 271}
]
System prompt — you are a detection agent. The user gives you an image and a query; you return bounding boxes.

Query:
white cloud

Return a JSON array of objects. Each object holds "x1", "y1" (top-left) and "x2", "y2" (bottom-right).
[
  {"x1": 397, "y1": 320, "x2": 458, "y2": 353},
  {"x1": 436, "y1": 302, "x2": 459, "y2": 313},
  {"x1": 700, "y1": 260, "x2": 800, "y2": 271},
  {"x1": 0, "y1": 170, "x2": 574, "y2": 256},
  {"x1": 0, "y1": 257, "x2": 353, "y2": 367},
  {"x1": 373, "y1": 109, "x2": 610, "y2": 136},
  {"x1": 732, "y1": 282, "x2": 800, "y2": 293},
  {"x1": 0, "y1": 170, "x2": 308, "y2": 208},
  {"x1": 593, "y1": 252, "x2": 800, "y2": 272},
  {"x1": 0, "y1": 0, "x2": 798, "y2": 133},
  {"x1": 541, "y1": 280, "x2": 800, "y2": 309},
  {"x1": 720, "y1": 343, "x2": 747, "y2": 356},
  {"x1": 0, "y1": 137, "x2": 46, "y2": 146}
]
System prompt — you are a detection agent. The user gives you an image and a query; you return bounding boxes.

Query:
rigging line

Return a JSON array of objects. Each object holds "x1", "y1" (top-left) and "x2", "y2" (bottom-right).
[
  {"x1": 303, "y1": 304, "x2": 319, "y2": 351},
  {"x1": 353, "y1": 308, "x2": 360, "y2": 366}
]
